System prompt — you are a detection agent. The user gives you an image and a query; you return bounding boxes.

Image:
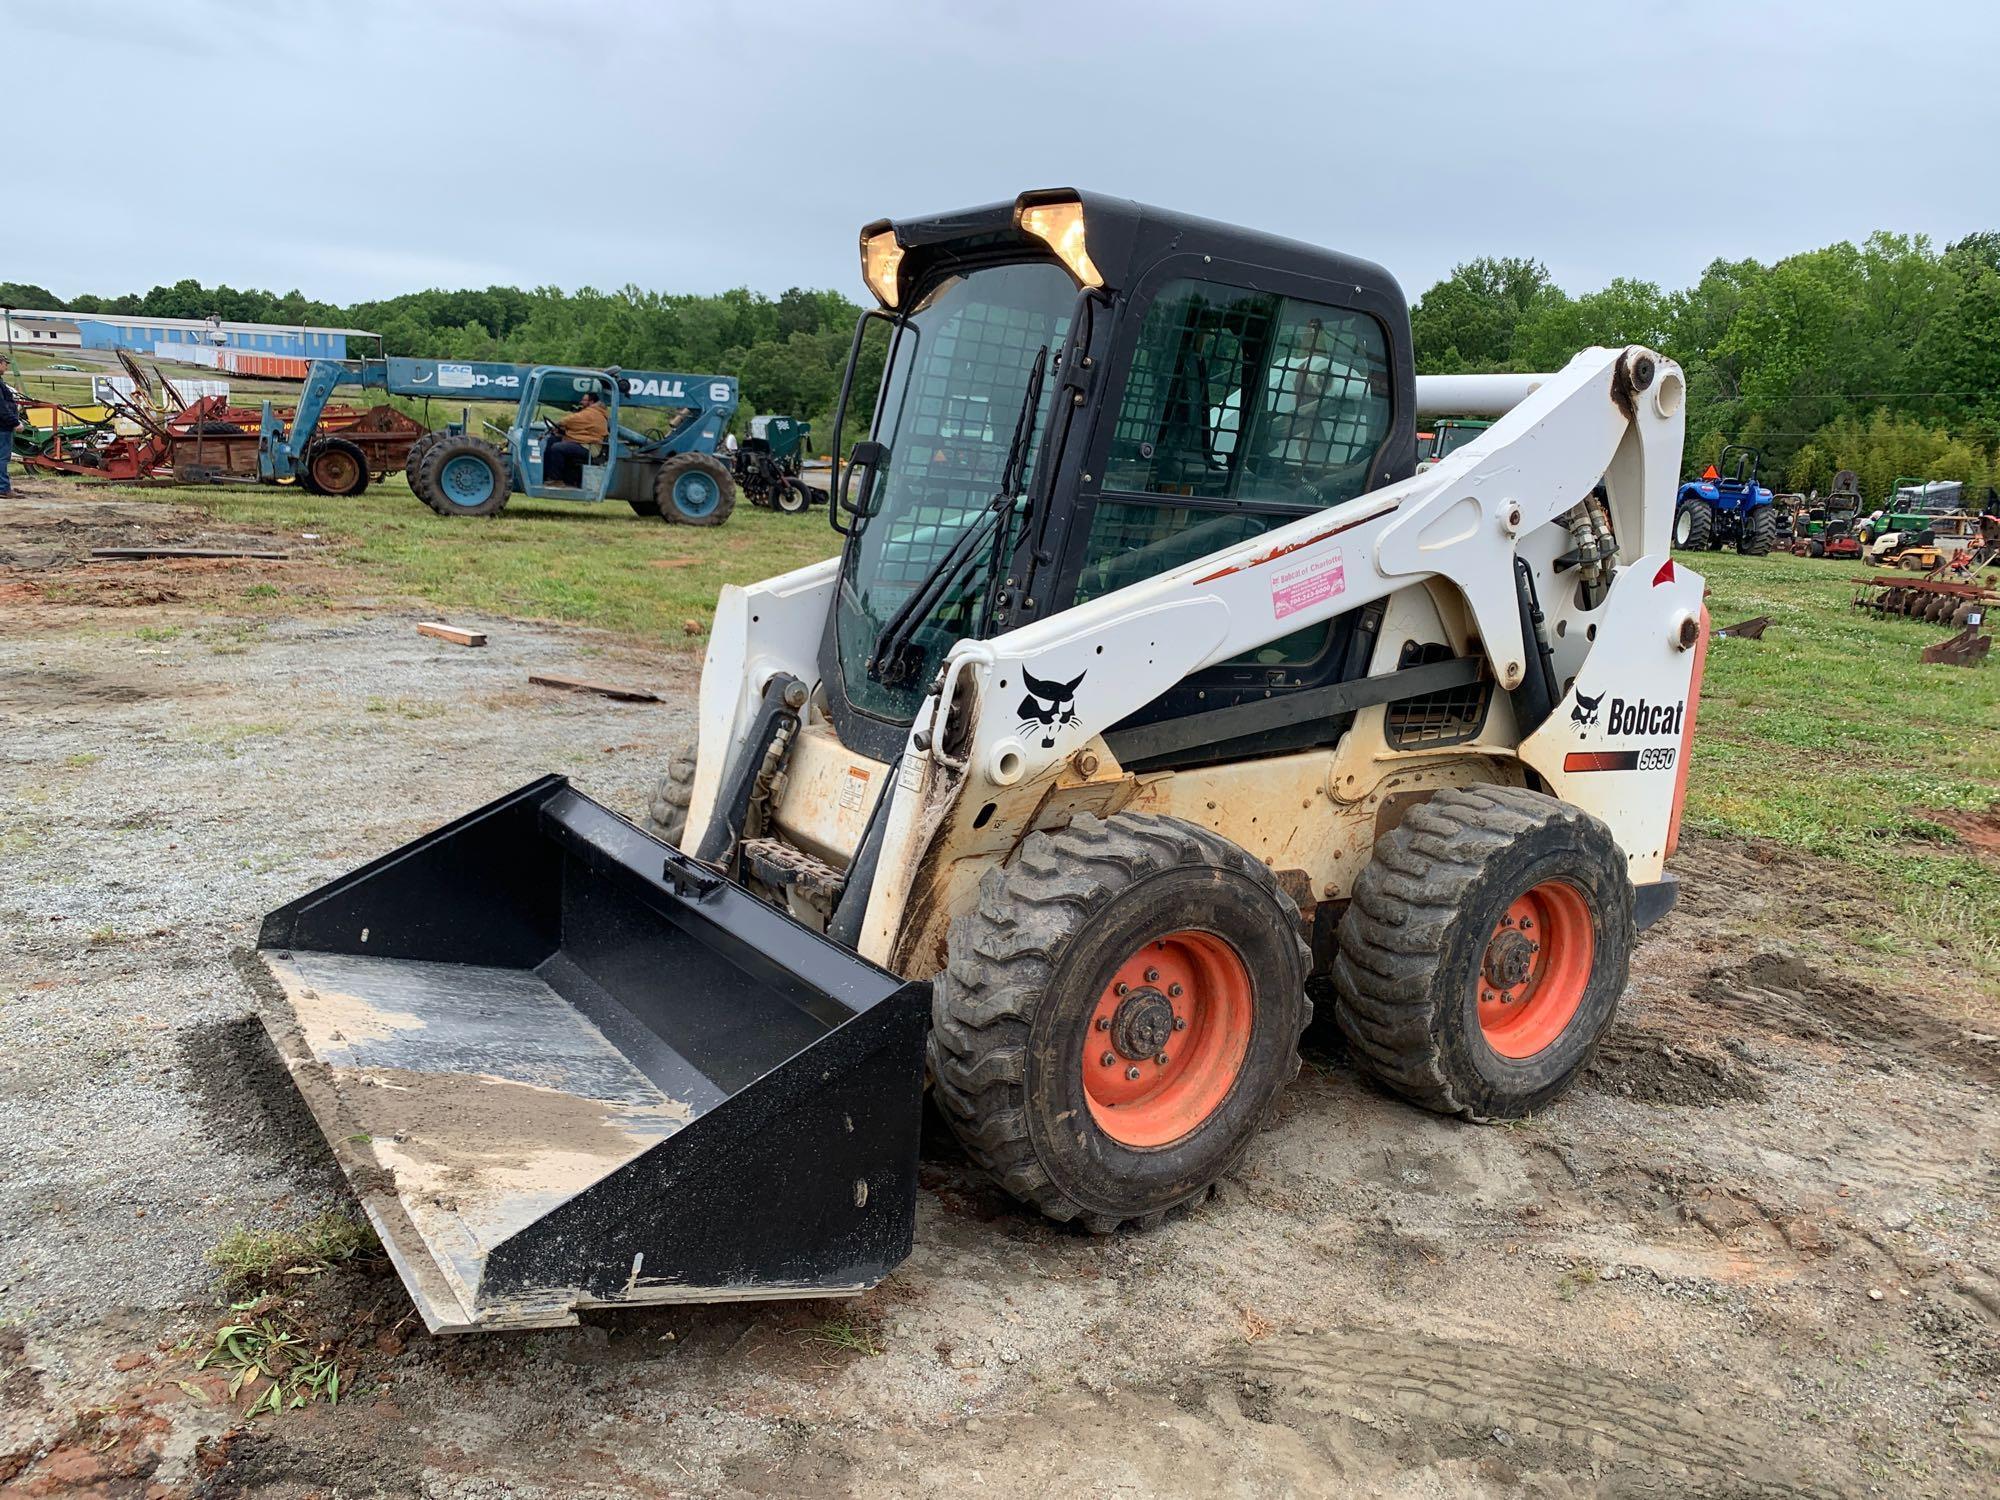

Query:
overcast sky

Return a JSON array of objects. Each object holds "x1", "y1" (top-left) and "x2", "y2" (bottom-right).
[{"x1": 12, "y1": 1, "x2": 1996, "y2": 309}]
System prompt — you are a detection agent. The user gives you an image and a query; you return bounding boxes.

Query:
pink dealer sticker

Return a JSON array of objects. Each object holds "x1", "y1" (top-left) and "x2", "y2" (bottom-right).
[{"x1": 1270, "y1": 548, "x2": 1346, "y2": 620}]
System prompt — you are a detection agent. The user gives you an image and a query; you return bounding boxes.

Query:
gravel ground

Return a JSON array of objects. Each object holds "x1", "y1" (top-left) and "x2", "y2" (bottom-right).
[
  {"x1": 0, "y1": 609, "x2": 693, "y2": 1332},
  {"x1": 1, "y1": 496, "x2": 1996, "y2": 1498}
]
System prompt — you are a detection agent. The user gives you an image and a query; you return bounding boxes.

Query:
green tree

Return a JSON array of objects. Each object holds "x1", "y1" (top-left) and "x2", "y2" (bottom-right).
[{"x1": 1409, "y1": 257, "x2": 1552, "y2": 373}]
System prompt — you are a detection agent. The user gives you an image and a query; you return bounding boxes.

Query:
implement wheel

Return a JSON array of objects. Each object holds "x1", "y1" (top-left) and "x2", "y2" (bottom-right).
[
  {"x1": 775, "y1": 479, "x2": 812, "y2": 515},
  {"x1": 641, "y1": 739, "x2": 697, "y2": 848},
  {"x1": 1332, "y1": 785, "x2": 1633, "y2": 1120},
  {"x1": 1672, "y1": 500, "x2": 1713, "y2": 551},
  {"x1": 305, "y1": 437, "x2": 369, "y2": 498},
  {"x1": 655, "y1": 454, "x2": 736, "y2": 526},
  {"x1": 930, "y1": 812, "x2": 1310, "y2": 1231},
  {"x1": 419, "y1": 436, "x2": 510, "y2": 517}
]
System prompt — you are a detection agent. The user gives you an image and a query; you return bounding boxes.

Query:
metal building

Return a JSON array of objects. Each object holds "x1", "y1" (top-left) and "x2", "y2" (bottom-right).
[{"x1": 1, "y1": 309, "x2": 371, "y2": 359}]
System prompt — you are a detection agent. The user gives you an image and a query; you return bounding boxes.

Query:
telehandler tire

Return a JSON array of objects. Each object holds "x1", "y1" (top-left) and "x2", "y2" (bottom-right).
[
  {"x1": 930, "y1": 811, "x2": 1310, "y2": 1232},
  {"x1": 642, "y1": 739, "x2": 698, "y2": 848},
  {"x1": 404, "y1": 431, "x2": 448, "y2": 501},
  {"x1": 419, "y1": 436, "x2": 510, "y2": 517},
  {"x1": 1331, "y1": 785, "x2": 1633, "y2": 1121},
  {"x1": 1672, "y1": 500, "x2": 1713, "y2": 551},
  {"x1": 655, "y1": 454, "x2": 736, "y2": 526},
  {"x1": 1739, "y1": 504, "x2": 1777, "y2": 556}
]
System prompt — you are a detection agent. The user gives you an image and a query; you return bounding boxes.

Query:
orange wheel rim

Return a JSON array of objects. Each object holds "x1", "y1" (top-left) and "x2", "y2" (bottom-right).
[
  {"x1": 1476, "y1": 881, "x2": 1594, "y2": 1059},
  {"x1": 1082, "y1": 930, "x2": 1253, "y2": 1148}
]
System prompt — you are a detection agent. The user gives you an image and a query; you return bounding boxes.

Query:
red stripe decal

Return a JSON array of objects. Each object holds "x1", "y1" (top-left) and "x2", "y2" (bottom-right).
[
  {"x1": 1192, "y1": 502, "x2": 1401, "y2": 585},
  {"x1": 1563, "y1": 750, "x2": 1640, "y2": 772}
]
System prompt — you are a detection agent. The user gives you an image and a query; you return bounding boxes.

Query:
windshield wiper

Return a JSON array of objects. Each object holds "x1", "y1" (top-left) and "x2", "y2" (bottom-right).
[{"x1": 868, "y1": 346, "x2": 1048, "y2": 688}]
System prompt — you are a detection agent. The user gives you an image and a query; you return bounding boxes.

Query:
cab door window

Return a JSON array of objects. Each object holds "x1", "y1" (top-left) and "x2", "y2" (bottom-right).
[
  {"x1": 1101, "y1": 280, "x2": 1391, "y2": 508},
  {"x1": 1077, "y1": 280, "x2": 1392, "y2": 665}
]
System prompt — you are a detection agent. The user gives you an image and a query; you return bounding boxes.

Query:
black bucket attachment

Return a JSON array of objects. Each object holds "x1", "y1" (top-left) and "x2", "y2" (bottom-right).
[{"x1": 251, "y1": 775, "x2": 930, "y2": 1333}]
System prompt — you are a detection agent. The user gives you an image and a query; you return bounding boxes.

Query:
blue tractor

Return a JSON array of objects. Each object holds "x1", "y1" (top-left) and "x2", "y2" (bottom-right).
[
  {"x1": 259, "y1": 358, "x2": 740, "y2": 522},
  {"x1": 1672, "y1": 443, "x2": 1779, "y2": 555}
]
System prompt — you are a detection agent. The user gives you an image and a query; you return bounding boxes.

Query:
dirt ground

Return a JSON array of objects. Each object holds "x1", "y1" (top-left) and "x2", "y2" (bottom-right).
[{"x1": 1, "y1": 488, "x2": 1996, "y2": 1498}]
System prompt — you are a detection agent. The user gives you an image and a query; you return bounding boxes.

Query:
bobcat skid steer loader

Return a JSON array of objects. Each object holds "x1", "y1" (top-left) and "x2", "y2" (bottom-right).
[{"x1": 250, "y1": 190, "x2": 1706, "y2": 1332}]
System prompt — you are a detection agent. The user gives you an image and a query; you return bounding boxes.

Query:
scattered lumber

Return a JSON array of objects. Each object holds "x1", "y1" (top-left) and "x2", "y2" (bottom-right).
[
  {"x1": 528, "y1": 672, "x2": 660, "y2": 703},
  {"x1": 417, "y1": 622, "x2": 487, "y2": 647},
  {"x1": 90, "y1": 545, "x2": 287, "y2": 561}
]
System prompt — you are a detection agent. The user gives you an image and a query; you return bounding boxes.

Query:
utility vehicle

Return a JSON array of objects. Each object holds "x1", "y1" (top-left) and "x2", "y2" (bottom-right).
[{"x1": 249, "y1": 191, "x2": 1706, "y2": 1332}]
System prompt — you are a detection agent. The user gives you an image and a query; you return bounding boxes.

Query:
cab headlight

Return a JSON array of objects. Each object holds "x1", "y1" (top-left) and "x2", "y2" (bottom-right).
[
  {"x1": 1017, "y1": 195, "x2": 1103, "y2": 289},
  {"x1": 861, "y1": 228, "x2": 905, "y2": 309}
]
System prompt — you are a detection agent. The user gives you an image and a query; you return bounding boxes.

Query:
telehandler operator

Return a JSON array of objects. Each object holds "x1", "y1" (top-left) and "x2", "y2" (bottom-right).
[{"x1": 545, "y1": 390, "x2": 608, "y2": 487}]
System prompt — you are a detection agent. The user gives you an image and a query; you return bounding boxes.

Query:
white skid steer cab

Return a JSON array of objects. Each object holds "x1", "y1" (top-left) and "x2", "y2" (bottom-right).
[{"x1": 250, "y1": 191, "x2": 1708, "y2": 1332}]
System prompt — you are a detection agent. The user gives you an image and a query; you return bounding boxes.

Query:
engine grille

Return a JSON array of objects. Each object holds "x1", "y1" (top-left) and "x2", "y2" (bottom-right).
[{"x1": 1384, "y1": 641, "x2": 1490, "y2": 749}]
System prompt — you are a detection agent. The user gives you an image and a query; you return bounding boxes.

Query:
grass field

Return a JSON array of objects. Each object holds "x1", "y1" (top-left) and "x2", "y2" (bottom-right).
[
  {"x1": 87, "y1": 475, "x2": 844, "y2": 640},
  {"x1": 1686, "y1": 550, "x2": 1998, "y2": 971},
  {"x1": 41, "y1": 477, "x2": 2000, "y2": 973}
]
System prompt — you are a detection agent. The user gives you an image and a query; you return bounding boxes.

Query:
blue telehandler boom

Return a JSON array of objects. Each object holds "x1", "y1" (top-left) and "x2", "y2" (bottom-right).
[{"x1": 257, "y1": 358, "x2": 741, "y2": 522}]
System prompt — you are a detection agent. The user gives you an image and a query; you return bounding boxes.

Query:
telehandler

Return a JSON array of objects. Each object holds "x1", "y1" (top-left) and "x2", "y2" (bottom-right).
[
  {"x1": 259, "y1": 356, "x2": 739, "y2": 520},
  {"x1": 250, "y1": 190, "x2": 1707, "y2": 1332}
]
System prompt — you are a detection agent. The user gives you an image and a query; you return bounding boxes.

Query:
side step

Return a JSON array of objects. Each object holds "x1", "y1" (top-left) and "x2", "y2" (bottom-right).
[{"x1": 251, "y1": 775, "x2": 931, "y2": 1333}]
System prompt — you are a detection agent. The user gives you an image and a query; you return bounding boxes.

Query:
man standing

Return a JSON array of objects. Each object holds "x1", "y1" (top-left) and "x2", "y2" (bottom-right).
[
  {"x1": 545, "y1": 390, "x2": 609, "y2": 488},
  {"x1": 0, "y1": 357, "x2": 23, "y2": 496}
]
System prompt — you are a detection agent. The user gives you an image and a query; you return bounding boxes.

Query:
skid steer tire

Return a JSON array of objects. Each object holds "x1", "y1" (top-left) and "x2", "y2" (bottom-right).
[
  {"x1": 1672, "y1": 500, "x2": 1713, "y2": 551},
  {"x1": 930, "y1": 811, "x2": 1311, "y2": 1232},
  {"x1": 1739, "y1": 505, "x2": 1777, "y2": 557},
  {"x1": 1331, "y1": 785, "x2": 1633, "y2": 1122},
  {"x1": 642, "y1": 739, "x2": 697, "y2": 848}
]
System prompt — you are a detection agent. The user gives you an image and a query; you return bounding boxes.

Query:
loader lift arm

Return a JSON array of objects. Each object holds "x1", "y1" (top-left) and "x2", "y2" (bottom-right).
[{"x1": 841, "y1": 343, "x2": 1698, "y2": 968}]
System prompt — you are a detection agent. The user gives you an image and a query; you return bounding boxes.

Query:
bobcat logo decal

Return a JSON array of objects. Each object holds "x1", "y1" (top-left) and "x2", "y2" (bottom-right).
[
  {"x1": 1017, "y1": 668, "x2": 1086, "y2": 749},
  {"x1": 1571, "y1": 690, "x2": 1605, "y2": 729}
]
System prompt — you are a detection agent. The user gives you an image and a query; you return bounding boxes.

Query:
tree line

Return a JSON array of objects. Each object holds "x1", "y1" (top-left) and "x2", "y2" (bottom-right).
[
  {"x1": 9, "y1": 226, "x2": 1998, "y2": 494},
  {"x1": 1410, "y1": 232, "x2": 2000, "y2": 499}
]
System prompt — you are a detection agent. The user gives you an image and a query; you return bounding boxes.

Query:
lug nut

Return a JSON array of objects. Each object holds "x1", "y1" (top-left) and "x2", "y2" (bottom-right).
[
  {"x1": 1144, "y1": 968, "x2": 1159, "y2": 983},
  {"x1": 1096, "y1": 1016, "x2": 1111, "y2": 1031},
  {"x1": 1155, "y1": 1052, "x2": 1170, "y2": 1066},
  {"x1": 1101, "y1": 1052, "x2": 1116, "y2": 1067},
  {"x1": 1173, "y1": 1016, "x2": 1187, "y2": 1031},
  {"x1": 1114, "y1": 982, "x2": 1129, "y2": 996},
  {"x1": 1168, "y1": 983, "x2": 1183, "y2": 998},
  {"x1": 1125, "y1": 1066, "x2": 1142, "y2": 1081},
  {"x1": 1520, "y1": 918, "x2": 1534, "y2": 931}
]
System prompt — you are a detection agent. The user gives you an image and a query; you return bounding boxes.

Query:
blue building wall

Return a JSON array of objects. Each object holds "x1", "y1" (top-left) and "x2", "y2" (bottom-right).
[{"x1": 71, "y1": 319, "x2": 348, "y2": 359}]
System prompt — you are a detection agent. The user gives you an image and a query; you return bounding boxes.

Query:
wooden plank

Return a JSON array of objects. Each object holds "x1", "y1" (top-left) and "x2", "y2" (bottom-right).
[
  {"x1": 527, "y1": 672, "x2": 659, "y2": 703},
  {"x1": 417, "y1": 622, "x2": 487, "y2": 647},
  {"x1": 90, "y1": 545, "x2": 288, "y2": 560}
]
